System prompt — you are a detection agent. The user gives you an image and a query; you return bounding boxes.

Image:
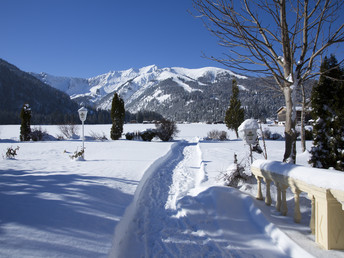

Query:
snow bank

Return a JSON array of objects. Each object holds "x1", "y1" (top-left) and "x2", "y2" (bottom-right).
[
  {"x1": 243, "y1": 194, "x2": 312, "y2": 258},
  {"x1": 252, "y1": 159, "x2": 344, "y2": 192},
  {"x1": 110, "y1": 141, "x2": 182, "y2": 257}
]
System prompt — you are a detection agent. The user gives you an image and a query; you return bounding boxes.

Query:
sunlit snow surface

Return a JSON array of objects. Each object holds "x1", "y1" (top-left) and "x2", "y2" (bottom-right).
[{"x1": 0, "y1": 124, "x2": 343, "y2": 257}]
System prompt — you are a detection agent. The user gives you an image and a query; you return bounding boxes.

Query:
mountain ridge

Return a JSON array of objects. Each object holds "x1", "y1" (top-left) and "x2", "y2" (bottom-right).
[
  {"x1": 0, "y1": 58, "x2": 81, "y2": 124},
  {"x1": 27, "y1": 62, "x2": 286, "y2": 122},
  {"x1": 31, "y1": 65, "x2": 261, "y2": 121}
]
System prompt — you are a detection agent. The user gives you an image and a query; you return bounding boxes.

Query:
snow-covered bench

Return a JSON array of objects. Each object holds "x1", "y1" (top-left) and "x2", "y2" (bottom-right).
[{"x1": 251, "y1": 160, "x2": 344, "y2": 250}]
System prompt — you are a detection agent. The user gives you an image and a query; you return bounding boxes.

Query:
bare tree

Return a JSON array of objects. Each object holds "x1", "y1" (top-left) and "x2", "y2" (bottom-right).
[{"x1": 193, "y1": 0, "x2": 344, "y2": 163}]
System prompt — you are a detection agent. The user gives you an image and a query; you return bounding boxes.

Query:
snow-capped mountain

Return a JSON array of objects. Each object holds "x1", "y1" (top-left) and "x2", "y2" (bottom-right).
[{"x1": 32, "y1": 65, "x2": 283, "y2": 122}]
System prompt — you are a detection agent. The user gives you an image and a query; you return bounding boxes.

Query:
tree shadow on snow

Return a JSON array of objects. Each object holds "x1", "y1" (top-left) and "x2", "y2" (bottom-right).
[{"x1": 0, "y1": 169, "x2": 133, "y2": 256}]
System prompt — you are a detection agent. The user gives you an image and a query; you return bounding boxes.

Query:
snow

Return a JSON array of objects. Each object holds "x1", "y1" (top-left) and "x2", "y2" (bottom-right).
[
  {"x1": 252, "y1": 159, "x2": 344, "y2": 192},
  {"x1": 238, "y1": 118, "x2": 259, "y2": 131},
  {"x1": 171, "y1": 66, "x2": 248, "y2": 80},
  {"x1": 33, "y1": 65, "x2": 247, "y2": 110},
  {"x1": 0, "y1": 124, "x2": 343, "y2": 257}
]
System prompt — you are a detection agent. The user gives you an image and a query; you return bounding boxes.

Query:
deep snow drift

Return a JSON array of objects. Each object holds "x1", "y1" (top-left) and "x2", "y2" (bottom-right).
[{"x1": 0, "y1": 124, "x2": 343, "y2": 257}]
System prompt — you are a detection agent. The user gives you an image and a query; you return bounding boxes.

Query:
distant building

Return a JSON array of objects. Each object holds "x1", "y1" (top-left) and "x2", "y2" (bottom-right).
[{"x1": 276, "y1": 106, "x2": 311, "y2": 125}]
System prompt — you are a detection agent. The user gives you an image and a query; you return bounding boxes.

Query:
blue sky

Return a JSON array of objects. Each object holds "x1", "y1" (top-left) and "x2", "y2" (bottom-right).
[
  {"x1": 1, "y1": 1, "x2": 343, "y2": 79},
  {"x1": 0, "y1": 0, "x2": 224, "y2": 78}
]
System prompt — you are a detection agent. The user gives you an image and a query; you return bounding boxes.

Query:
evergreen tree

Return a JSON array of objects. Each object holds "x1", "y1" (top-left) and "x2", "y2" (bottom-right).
[
  {"x1": 225, "y1": 79, "x2": 245, "y2": 138},
  {"x1": 309, "y1": 55, "x2": 344, "y2": 170},
  {"x1": 110, "y1": 93, "x2": 125, "y2": 140},
  {"x1": 20, "y1": 103, "x2": 31, "y2": 141}
]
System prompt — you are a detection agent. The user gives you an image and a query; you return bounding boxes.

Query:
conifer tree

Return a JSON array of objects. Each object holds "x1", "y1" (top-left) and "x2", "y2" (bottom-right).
[
  {"x1": 309, "y1": 55, "x2": 344, "y2": 170},
  {"x1": 20, "y1": 103, "x2": 31, "y2": 141},
  {"x1": 110, "y1": 93, "x2": 125, "y2": 140},
  {"x1": 225, "y1": 79, "x2": 245, "y2": 138}
]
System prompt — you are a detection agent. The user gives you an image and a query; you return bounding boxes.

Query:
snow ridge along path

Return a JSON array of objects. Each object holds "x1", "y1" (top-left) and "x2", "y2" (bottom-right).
[{"x1": 110, "y1": 139, "x2": 311, "y2": 258}]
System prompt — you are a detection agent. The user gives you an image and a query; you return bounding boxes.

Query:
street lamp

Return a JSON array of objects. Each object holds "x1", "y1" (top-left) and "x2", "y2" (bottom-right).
[
  {"x1": 238, "y1": 119, "x2": 259, "y2": 163},
  {"x1": 78, "y1": 106, "x2": 88, "y2": 159}
]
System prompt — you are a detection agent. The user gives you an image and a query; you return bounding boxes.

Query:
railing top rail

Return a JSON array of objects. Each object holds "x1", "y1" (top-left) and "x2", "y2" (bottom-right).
[{"x1": 252, "y1": 159, "x2": 344, "y2": 193}]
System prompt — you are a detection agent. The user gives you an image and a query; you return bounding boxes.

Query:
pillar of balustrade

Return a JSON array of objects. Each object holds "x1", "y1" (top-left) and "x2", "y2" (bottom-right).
[
  {"x1": 280, "y1": 184, "x2": 288, "y2": 216},
  {"x1": 308, "y1": 194, "x2": 315, "y2": 235},
  {"x1": 291, "y1": 187, "x2": 302, "y2": 223},
  {"x1": 264, "y1": 178, "x2": 272, "y2": 206},
  {"x1": 255, "y1": 176, "x2": 263, "y2": 200},
  {"x1": 273, "y1": 181, "x2": 281, "y2": 212}
]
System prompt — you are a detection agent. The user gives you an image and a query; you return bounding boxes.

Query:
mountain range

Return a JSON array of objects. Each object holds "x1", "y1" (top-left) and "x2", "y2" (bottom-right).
[
  {"x1": 31, "y1": 65, "x2": 285, "y2": 122},
  {"x1": 0, "y1": 57, "x2": 288, "y2": 124}
]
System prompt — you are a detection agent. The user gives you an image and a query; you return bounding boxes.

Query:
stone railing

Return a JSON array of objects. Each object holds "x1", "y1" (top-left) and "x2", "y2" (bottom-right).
[{"x1": 251, "y1": 160, "x2": 344, "y2": 250}]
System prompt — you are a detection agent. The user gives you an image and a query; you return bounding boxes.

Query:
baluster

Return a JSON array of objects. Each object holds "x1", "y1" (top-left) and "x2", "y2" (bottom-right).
[
  {"x1": 274, "y1": 181, "x2": 281, "y2": 212},
  {"x1": 256, "y1": 176, "x2": 263, "y2": 200},
  {"x1": 280, "y1": 184, "x2": 288, "y2": 216},
  {"x1": 309, "y1": 194, "x2": 315, "y2": 234},
  {"x1": 292, "y1": 188, "x2": 301, "y2": 223},
  {"x1": 264, "y1": 179, "x2": 272, "y2": 206}
]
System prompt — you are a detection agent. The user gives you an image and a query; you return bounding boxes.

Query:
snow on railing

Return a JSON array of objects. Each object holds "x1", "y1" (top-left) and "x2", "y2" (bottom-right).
[{"x1": 251, "y1": 160, "x2": 344, "y2": 250}]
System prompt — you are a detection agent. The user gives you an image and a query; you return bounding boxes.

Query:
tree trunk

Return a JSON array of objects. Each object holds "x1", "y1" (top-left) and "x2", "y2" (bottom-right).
[
  {"x1": 300, "y1": 84, "x2": 307, "y2": 152},
  {"x1": 283, "y1": 87, "x2": 297, "y2": 163}
]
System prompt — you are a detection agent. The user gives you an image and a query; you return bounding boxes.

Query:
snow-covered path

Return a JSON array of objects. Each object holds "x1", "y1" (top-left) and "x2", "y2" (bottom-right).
[{"x1": 110, "y1": 140, "x2": 309, "y2": 257}]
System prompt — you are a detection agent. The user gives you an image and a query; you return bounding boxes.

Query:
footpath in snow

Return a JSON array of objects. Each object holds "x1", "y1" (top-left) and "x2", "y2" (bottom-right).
[{"x1": 110, "y1": 139, "x2": 310, "y2": 257}]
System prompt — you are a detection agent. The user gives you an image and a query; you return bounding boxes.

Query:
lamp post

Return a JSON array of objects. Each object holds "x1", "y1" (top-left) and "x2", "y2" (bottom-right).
[
  {"x1": 78, "y1": 106, "x2": 88, "y2": 159},
  {"x1": 238, "y1": 119, "x2": 259, "y2": 163}
]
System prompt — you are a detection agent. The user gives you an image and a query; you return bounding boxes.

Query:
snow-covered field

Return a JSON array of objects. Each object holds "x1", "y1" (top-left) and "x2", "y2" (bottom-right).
[{"x1": 0, "y1": 123, "x2": 343, "y2": 257}]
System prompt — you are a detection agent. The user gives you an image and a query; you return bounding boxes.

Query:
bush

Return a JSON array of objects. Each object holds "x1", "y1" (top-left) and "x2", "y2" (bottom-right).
[
  {"x1": 4, "y1": 146, "x2": 20, "y2": 159},
  {"x1": 139, "y1": 129, "x2": 157, "y2": 141},
  {"x1": 69, "y1": 147, "x2": 85, "y2": 160},
  {"x1": 31, "y1": 127, "x2": 45, "y2": 141},
  {"x1": 125, "y1": 132, "x2": 135, "y2": 140},
  {"x1": 155, "y1": 119, "x2": 179, "y2": 142},
  {"x1": 262, "y1": 128, "x2": 271, "y2": 140},
  {"x1": 89, "y1": 131, "x2": 108, "y2": 141},
  {"x1": 206, "y1": 130, "x2": 228, "y2": 141},
  {"x1": 221, "y1": 153, "x2": 250, "y2": 187},
  {"x1": 270, "y1": 132, "x2": 283, "y2": 140},
  {"x1": 261, "y1": 128, "x2": 283, "y2": 140},
  {"x1": 30, "y1": 126, "x2": 56, "y2": 141},
  {"x1": 58, "y1": 123, "x2": 79, "y2": 139}
]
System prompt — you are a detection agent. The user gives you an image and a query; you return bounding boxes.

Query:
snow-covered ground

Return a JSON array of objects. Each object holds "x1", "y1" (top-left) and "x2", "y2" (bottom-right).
[{"x1": 0, "y1": 123, "x2": 343, "y2": 257}]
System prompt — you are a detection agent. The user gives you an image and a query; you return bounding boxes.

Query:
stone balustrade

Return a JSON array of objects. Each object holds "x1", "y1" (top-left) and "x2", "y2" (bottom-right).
[{"x1": 251, "y1": 159, "x2": 344, "y2": 250}]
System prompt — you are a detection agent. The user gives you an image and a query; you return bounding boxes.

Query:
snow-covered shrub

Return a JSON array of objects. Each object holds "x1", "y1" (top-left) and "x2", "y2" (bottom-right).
[
  {"x1": 58, "y1": 124, "x2": 79, "y2": 139},
  {"x1": 31, "y1": 127, "x2": 45, "y2": 141},
  {"x1": 206, "y1": 130, "x2": 228, "y2": 141},
  {"x1": 155, "y1": 119, "x2": 179, "y2": 142},
  {"x1": 56, "y1": 134, "x2": 65, "y2": 140},
  {"x1": 270, "y1": 132, "x2": 283, "y2": 140},
  {"x1": 221, "y1": 153, "x2": 251, "y2": 187},
  {"x1": 31, "y1": 127, "x2": 56, "y2": 141},
  {"x1": 4, "y1": 146, "x2": 20, "y2": 159},
  {"x1": 261, "y1": 128, "x2": 283, "y2": 140},
  {"x1": 139, "y1": 129, "x2": 157, "y2": 142},
  {"x1": 89, "y1": 131, "x2": 107, "y2": 141},
  {"x1": 69, "y1": 147, "x2": 85, "y2": 161},
  {"x1": 125, "y1": 131, "x2": 143, "y2": 140},
  {"x1": 125, "y1": 132, "x2": 135, "y2": 140},
  {"x1": 262, "y1": 128, "x2": 271, "y2": 140}
]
